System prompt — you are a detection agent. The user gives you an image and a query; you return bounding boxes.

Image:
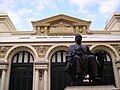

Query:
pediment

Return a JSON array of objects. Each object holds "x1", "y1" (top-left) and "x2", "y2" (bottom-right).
[
  {"x1": 32, "y1": 14, "x2": 92, "y2": 36},
  {"x1": 32, "y1": 14, "x2": 91, "y2": 27}
]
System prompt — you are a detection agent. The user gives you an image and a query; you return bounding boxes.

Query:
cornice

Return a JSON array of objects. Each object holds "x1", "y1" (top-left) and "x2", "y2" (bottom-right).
[
  {"x1": 105, "y1": 12, "x2": 120, "y2": 31},
  {"x1": 0, "y1": 13, "x2": 16, "y2": 32}
]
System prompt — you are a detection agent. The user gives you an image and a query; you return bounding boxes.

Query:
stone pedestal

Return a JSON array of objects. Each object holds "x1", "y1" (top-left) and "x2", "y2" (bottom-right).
[{"x1": 64, "y1": 85, "x2": 119, "y2": 90}]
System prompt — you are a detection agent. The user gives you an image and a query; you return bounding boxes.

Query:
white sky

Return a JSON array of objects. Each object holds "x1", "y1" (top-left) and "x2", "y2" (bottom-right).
[{"x1": 0, "y1": 0, "x2": 120, "y2": 31}]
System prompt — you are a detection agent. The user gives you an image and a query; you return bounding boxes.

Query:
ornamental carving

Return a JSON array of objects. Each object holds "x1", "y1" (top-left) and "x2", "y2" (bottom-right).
[
  {"x1": 33, "y1": 45, "x2": 51, "y2": 58},
  {"x1": 113, "y1": 45, "x2": 120, "y2": 55},
  {"x1": 49, "y1": 21, "x2": 74, "y2": 34},
  {"x1": 0, "y1": 46, "x2": 11, "y2": 58},
  {"x1": 37, "y1": 27, "x2": 45, "y2": 36}
]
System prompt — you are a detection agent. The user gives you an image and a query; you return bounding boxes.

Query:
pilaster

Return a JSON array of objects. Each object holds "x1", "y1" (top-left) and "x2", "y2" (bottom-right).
[
  {"x1": 35, "y1": 61, "x2": 48, "y2": 90},
  {"x1": 0, "y1": 61, "x2": 8, "y2": 90},
  {"x1": 115, "y1": 59, "x2": 120, "y2": 88}
]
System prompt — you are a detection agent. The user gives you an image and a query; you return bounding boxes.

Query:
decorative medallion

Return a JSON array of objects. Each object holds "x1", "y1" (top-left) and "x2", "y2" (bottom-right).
[
  {"x1": 33, "y1": 45, "x2": 51, "y2": 58},
  {"x1": 0, "y1": 46, "x2": 11, "y2": 58},
  {"x1": 113, "y1": 45, "x2": 120, "y2": 56}
]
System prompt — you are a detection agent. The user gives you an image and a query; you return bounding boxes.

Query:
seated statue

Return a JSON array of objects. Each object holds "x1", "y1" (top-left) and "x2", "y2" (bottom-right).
[{"x1": 65, "y1": 34, "x2": 104, "y2": 85}]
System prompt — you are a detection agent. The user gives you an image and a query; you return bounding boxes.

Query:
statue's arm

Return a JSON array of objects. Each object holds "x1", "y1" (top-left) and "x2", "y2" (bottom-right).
[{"x1": 66, "y1": 45, "x2": 74, "y2": 63}]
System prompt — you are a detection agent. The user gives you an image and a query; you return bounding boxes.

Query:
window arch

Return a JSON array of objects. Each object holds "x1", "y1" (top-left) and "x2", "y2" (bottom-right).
[
  {"x1": 51, "y1": 50, "x2": 67, "y2": 63},
  {"x1": 12, "y1": 51, "x2": 34, "y2": 64}
]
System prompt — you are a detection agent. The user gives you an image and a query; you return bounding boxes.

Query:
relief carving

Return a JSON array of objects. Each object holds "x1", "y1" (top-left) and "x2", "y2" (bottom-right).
[
  {"x1": 33, "y1": 45, "x2": 51, "y2": 58},
  {"x1": 37, "y1": 27, "x2": 45, "y2": 35},
  {"x1": 0, "y1": 46, "x2": 11, "y2": 58},
  {"x1": 49, "y1": 21, "x2": 74, "y2": 34},
  {"x1": 113, "y1": 45, "x2": 120, "y2": 55}
]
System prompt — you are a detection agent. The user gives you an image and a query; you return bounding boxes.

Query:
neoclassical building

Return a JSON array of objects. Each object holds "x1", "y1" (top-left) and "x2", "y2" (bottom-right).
[{"x1": 0, "y1": 12, "x2": 120, "y2": 90}]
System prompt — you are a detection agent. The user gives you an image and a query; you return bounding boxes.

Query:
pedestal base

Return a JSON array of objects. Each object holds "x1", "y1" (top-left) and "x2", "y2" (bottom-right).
[{"x1": 64, "y1": 85, "x2": 119, "y2": 90}]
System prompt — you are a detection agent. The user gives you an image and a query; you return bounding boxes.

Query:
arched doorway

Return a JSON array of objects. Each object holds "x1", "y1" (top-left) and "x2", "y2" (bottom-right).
[
  {"x1": 9, "y1": 51, "x2": 34, "y2": 90},
  {"x1": 101, "y1": 50, "x2": 115, "y2": 85},
  {"x1": 51, "y1": 50, "x2": 70, "y2": 90}
]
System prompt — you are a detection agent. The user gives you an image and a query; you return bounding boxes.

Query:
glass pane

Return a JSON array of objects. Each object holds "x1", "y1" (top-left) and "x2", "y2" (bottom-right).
[
  {"x1": 13, "y1": 55, "x2": 17, "y2": 63},
  {"x1": 29, "y1": 55, "x2": 33, "y2": 63},
  {"x1": 18, "y1": 52, "x2": 22, "y2": 63},
  {"x1": 24, "y1": 52, "x2": 28, "y2": 63},
  {"x1": 63, "y1": 52, "x2": 67, "y2": 62},
  {"x1": 106, "y1": 55, "x2": 111, "y2": 61},
  {"x1": 57, "y1": 52, "x2": 61, "y2": 62},
  {"x1": 52, "y1": 55, "x2": 56, "y2": 62}
]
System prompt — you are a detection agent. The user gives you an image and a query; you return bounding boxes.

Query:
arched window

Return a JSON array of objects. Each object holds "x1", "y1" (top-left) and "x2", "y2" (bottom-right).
[
  {"x1": 12, "y1": 51, "x2": 33, "y2": 63},
  {"x1": 9, "y1": 51, "x2": 34, "y2": 90}
]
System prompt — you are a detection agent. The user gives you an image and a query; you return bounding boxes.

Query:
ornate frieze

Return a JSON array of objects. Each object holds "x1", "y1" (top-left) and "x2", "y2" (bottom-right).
[
  {"x1": 0, "y1": 46, "x2": 11, "y2": 58},
  {"x1": 33, "y1": 45, "x2": 51, "y2": 58},
  {"x1": 49, "y1": 21, "x2": 74, "y2": 35}
]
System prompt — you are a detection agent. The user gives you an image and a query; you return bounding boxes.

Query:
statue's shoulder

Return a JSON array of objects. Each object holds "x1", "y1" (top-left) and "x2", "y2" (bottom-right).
[
  {"x1": 68, "y1": 44, "x2": 77, "y2": 51},
  {"x1": 81, "y1": 44, "x2": 87, "y2": 48},
  {"x1": 69, "y1": 44, "x2": 76, "y2": 48},
  {"x1": 80, "y1": 44, "x2": 88, "y2": 52}
]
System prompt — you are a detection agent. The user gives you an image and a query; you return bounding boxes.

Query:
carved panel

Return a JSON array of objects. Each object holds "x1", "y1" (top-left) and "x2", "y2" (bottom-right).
[
  {"x1": 48, "y1": 21, "x2": 75, "y2": 35},
  {"x1": 33, "y1": 45, "x2": 51, "y2": 58},
  {"x1": 0, "y1": 46, "x2": 11, "y2": 58},
  {"x1": 113, "y1": 45, "x2": 120, "y2": 55},
  {"x1": 36, "y1": 27, "x2": 48, "y2": 36}
]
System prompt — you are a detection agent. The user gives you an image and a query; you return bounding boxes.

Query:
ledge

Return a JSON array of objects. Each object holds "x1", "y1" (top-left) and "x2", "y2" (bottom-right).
[
  {"x1": 64, "y1": 85, "x2": 118, "y2": 90},
  {"x1": 0, "y1": 61, "x2": 8, "y2": 65},
  {"x1": 35, "y1": 61, "x2": 49, "y2": 65}
]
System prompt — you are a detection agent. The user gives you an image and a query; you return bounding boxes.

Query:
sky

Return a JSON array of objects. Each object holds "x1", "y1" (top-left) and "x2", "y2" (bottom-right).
[{"x1": 0, "y1": 0, "x2": 120, "y2": 31}]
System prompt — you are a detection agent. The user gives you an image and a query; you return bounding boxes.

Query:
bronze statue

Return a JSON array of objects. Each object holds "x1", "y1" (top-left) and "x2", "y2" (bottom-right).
[{"x1": 65, "y1": 34, "x2": 104, "y2": 85}]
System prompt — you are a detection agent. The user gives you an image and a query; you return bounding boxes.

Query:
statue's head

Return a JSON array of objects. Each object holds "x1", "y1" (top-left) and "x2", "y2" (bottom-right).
[{"x1": 75, "y1": 34, "x2": 82, "y2": 44}]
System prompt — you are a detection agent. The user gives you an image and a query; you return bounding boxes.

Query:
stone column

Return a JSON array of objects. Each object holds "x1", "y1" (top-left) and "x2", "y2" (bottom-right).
[
  {"x1": 35, "y1": 69, "x2": 39, "y2": 90},
  {"x1": 44, "y1": 70, "x2": 47, "y2": 90},
  {"x1": 0, "y1": 69, "x2": 6, "y2": 90}
]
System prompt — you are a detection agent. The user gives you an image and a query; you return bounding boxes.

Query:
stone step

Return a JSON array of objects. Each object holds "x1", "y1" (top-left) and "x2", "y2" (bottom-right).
[{"x1": 64, "y1": 85, "x2": 119, "y2": 90}]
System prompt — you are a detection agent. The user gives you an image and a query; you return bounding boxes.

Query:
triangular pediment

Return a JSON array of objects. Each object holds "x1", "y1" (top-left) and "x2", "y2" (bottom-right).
[
  {"x1": 32, "y1": 14, "x2": 92, "y2": 36},
  {"x1": 32, "y1": 14, "x2": 91, "y2": 27}
]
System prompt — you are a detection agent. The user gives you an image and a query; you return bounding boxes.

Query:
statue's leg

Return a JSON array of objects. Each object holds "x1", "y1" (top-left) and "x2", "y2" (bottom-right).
[
  {"x1": 65, "y1": 61, "x2": 72, "y2": 74},
  {"x1": 88, "y1": 55, "x2": 100, "y2": 81},
  {"x1": 71, "y1": 55, "x2": 83, "y2": 81},
  {"x1": 83, "y1": 55, "x2": 89, "y2": 75}
]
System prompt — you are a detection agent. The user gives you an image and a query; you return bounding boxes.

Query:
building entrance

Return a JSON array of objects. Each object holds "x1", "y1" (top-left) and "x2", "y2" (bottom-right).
[
  {"x1": 9, "y1": 51, "x2": 34, "y2": 90},
  {"x1": 51, "y1": 50, "x2": 71, "y2": 90}
]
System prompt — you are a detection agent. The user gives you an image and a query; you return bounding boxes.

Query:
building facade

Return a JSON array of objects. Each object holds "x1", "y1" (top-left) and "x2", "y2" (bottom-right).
[{"x1": 0, "y1": 13, "x2": 120, "y2": 90}]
